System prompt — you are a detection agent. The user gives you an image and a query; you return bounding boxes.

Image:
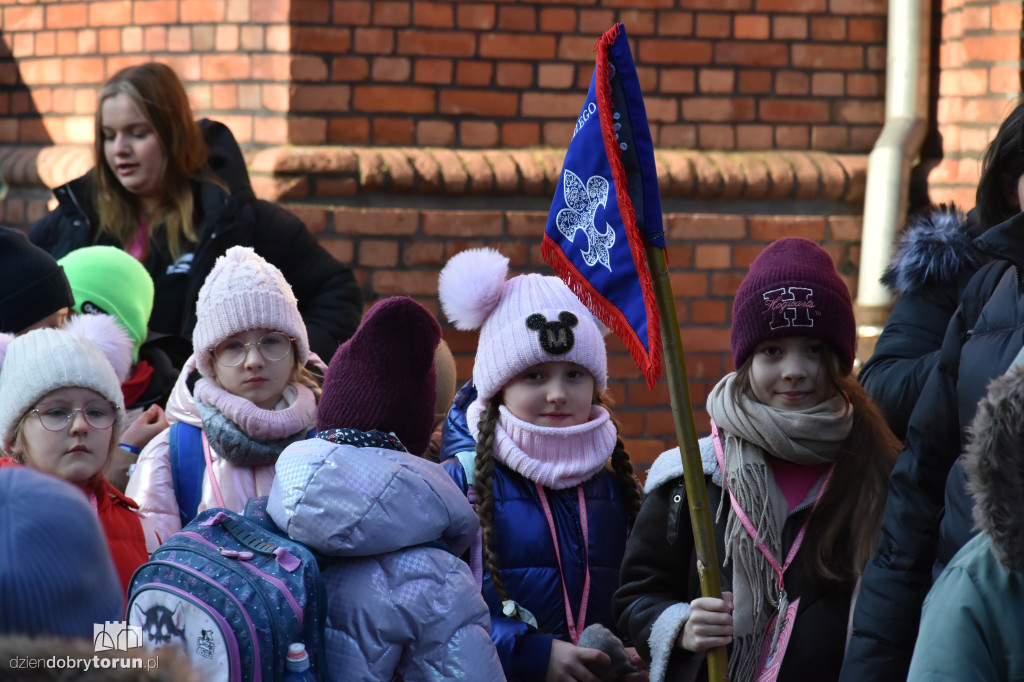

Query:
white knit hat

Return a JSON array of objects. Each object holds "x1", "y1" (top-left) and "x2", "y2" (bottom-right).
[
  {"x1": 438, "y1": 248, "x2": 607, "y2": 408},
  {"x1": 0, "y1": 314, "x2": 131, "y2": 454},
  {"x1": 193, "y1": 246, "x2": 309, "y2": 378}
]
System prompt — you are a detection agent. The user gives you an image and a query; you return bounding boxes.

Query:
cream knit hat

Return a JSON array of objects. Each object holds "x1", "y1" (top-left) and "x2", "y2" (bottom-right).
[
  {"x1": 438, "y1": 247, "x2": 607, "y2": 408},
  {"x1": 193, "y1": 246, "x2": 310, "y2": 378},
  {"x1": 0, "y1": 314, "x2": 131, "y2": 454}
]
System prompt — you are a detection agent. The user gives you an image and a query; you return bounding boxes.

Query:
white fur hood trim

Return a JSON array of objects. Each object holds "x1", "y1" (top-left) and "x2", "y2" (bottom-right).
[{"x1": 644, "y1": 435, "x2": 721, "y2": 493}]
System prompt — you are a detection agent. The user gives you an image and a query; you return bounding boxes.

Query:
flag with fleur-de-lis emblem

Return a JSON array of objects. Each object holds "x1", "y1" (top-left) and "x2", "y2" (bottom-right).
[{"x1": 542, "y1": 23, "x2": 664, "y2": 388}]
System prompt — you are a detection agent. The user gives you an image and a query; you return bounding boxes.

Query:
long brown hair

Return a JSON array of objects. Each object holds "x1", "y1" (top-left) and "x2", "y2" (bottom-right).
[
  {"x1": 735, "y1": 345, "x2": 899, "y2": 585},
  {"x1": 473, "y1": 388, "x2": 643, "y2": 603},
  {"x1": 93, "y1": 62, "x2": 220, "y2": 260}
]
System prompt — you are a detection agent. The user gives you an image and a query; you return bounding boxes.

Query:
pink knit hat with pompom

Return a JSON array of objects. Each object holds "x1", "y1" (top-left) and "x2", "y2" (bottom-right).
[
  {"x1": 438, "y1": 248, "x2": 607, "y2": 409},
  {"x1": 192, "y1": 246, "x2": 309, "y2": 378}
]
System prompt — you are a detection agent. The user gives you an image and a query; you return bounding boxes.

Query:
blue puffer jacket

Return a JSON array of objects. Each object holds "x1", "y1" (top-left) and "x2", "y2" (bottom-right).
[
  {"x1": 441, "y1": 400, "x2": 632, "y2": 682},
  {"x1": 270, "y1": 430, "x2": 505, "y2": 682}
]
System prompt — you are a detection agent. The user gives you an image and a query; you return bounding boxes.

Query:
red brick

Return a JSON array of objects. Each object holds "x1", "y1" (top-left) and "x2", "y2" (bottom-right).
[
  {"x1": 333, "y1": 0, "x2": 371, "y2": 23},
  {"x1": 373, "y1": 117, "x2": 416, "y2": 144},
  {"x1": 540, "y1": 8, "x2": 577, "y2": 33},
  {"x1": 495, "y1": 63, "x2": 534, "y2": 88},
  {"x1": 215, "y1": 25, "x2": 239, "y2": 51},
  {"x1": 403, "y1": 241, "x2": 445, "y2": 266},
  {"x1": 656, "y1": 11, "x2": 694, "y2": 36},
  {"x1": 734, "y1": 14, "x2": 769, "y2": 39},
  {"x1": 35, "y1": 32, "x2": 56, "y2": 57},
  {"x1": 480, "y1": 33, "x2": 556, "y2": 60},
  {"x1": 334, "y1": 207, "x2": 420, "y2": 236},
  {"x1": 698, "y1": 68, "x2": 735, "y2": 94},
  {"x1": 760, "y1": 99, "x2": 829, "y2": 123},
  {"x1": 422, "y1": 211, "x2": 503, "y2": 237},
  {"x1": 501, "y1": 121, "x2": 541, "y2": 147},
  {"x1": 294, "y1": 26, "x2": 352, "y2": 53},
  {"x1": 354, "y1": 28, "x2": 395, "y2": 55},
  {"x1": 847, "y1": 73, "x2": 883, "y2": 97},
  {"x1": 203, "y1": 54, "x2": 250, "y2": 81},
  {"x1": 46, "y1": 4, "x2": 87, "y2": 29},
  {"x1": 440, "y1": 90, "x2": 517, "y2": 117},
  {"x1": 714, "y1": 42, "x2": 789, "y2": 67},
  {"x1": 776, "y1": 71, "x2": 810, "y2": 95},
  {"x1": 460, "y1": 121, "x2": 499, "y2": 147},
  {"x1": 848, "y1": 18, "x2": 884, "y2": 43},
  {"x1": 414, "y1": 1, "x2": 453, "y2": 28},
  {"x1": 181, "y1": 0, "x2": 225, "y2": 23},
  {"x1": 456, "y1": 4, "x2": 495, "y2": 30},
  {"x1": 792, "y1": 44, "x2": 864, "y2": 70},
  {"x1": 749, "y1": 215, "x2": 825, "y2": 241},
  {"x1": 640, "y1": 38, "x2": 713, "y2": 65},
  {"x1": 211, "y1": 84, "x2": 238, "y2": 109},
  {"x1": 359, "y1": 240, "x2": 400, "y2": 267},
  {"x1": 811, "y1": 126, "x2": 849, "y2": 150},
  {"x1": 755, "y1": 0, "x2": 825, "y2": 10},
  {"x1": 353, "y1": 85, "x2": 434, "y2": 114},
  {"x1": 538, "y1": 63, "x2": 575, "y2": 89},
  {"x1": 134, "y1": 1, "x2": 177, "y2": 25},
  {"x1": 670, "y1": 213, "x2": 748, "y2": 240},
  {"x1": 373, "y1": 1, "x2": 411, "y2": 26},
  {"x1": 372, "y1": 57, "x2": 411, "y2": 82},
  {"x1": 373, "y1": 270, "x2": 442, "y2": 296},
  {"x1": 320, "y1": 239, "x2": 355, "y2": 263},
  {"x1": 240, "y1": 25, "x2": 264, "y2": 51},
  {"x1": 332, "y1": 57, "x2": 371, "y2": 82},
  {"x1": 681, "y1": 97, "x2": 755, "y2": 122},
  {"x1": 397, "y1": 29, "x2": 475, "y2": 57},
  {"x1": 497, "y1": 5, "x2": 536, "y2": 31},
  {"x1": 834, "y1": 99, "x2": 884, "y2": 124},
  {"x1": 662, "y1": 68, "x2": 697, "y2": 94},
  {"x1": 288, "y1": 56, "x2": 328, "y2": 82},
  {"x1": 5, "y1": 5, "x2": 44, "y2": 30},
  {"x1": 772, "y1": 16, "x2": 807, "y2": 40},
  {"x1": 251, "y1": 0, "x2": 289, "y2": 23},
  {"x1": 454, "y1": 61, "x2": 492, "y2": 87},
  {"x1": 696, "y1": 13, "x2": 731, "y2": 39}
]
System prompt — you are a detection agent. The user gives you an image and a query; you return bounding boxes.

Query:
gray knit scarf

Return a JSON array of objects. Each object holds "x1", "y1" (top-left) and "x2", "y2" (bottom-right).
[
  {"x1": 706, "y1": 373, "x2": 852, "y2": 682},
  {"x1": 195, "y1": 397, "x2": 312, "y2": 467}
]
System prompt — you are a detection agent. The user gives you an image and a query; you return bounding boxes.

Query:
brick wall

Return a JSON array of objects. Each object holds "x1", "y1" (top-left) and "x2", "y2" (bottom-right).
[{"x1": 1, "y1": 0, "x2": 1021, "y2": 467}]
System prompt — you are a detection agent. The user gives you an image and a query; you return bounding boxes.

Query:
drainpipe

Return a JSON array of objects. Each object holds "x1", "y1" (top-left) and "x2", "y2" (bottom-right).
[{"x1": 854, "y1": 0, "x2": 932, "y2": 364}]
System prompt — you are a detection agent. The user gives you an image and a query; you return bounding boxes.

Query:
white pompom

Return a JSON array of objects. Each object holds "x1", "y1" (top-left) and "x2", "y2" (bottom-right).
[
  {"x1": 63, "y1": 314, "x2": 134, "y2": 383},
  {"x1": 439, "y1": 248, "x2": 509, "y2": 330}
]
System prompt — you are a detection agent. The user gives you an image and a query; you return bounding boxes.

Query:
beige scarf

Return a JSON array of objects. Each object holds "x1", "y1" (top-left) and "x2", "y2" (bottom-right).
[{"x1": 706, "y1": 373, "x2": 853, "y2": 682}]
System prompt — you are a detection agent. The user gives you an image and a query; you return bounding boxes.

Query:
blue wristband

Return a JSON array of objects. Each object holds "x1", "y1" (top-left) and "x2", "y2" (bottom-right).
[{"x1": 119, "y1": 443, "x2": 142, "y2": 455}]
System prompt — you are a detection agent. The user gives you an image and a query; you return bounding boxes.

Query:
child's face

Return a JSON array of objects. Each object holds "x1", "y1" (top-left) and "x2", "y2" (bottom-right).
[
  {"x1": 100, "y1": 92, "x2": 165, "y2": 205},
  {"x1": 211, "y1": 329, "x2": 295, "y2": 409},
  {"x1": 502, "y1": 361, "x2": 595, "y2": 427},
  {"x1": 749, "y1": 337, "x2": 834, "y2": 411},
  {"x1": 19, "y1": 387, "x2": 116, "y2": 484}
]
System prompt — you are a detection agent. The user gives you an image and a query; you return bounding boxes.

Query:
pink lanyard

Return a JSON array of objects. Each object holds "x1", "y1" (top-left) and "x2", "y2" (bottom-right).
[
  {"x1": 535, "y1": 483, "x2": 591, "y2": 644},
  {"x1": 201, "y1": 430, "x2": 227, "y2": 509},
  {"x1": 710, "y1": 420, "x2": 833, "y2": 591}
]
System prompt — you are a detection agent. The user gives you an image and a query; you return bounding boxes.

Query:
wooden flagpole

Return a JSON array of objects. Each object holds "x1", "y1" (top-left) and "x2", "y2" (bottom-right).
[{"x1": 645, "y1": 243, "x2": 729, "y2": 681}]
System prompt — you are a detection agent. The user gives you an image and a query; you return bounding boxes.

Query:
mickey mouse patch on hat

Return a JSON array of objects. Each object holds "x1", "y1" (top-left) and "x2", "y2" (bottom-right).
[{"x1": 526, "y1": 311, "x2": 577, "y2": 355}]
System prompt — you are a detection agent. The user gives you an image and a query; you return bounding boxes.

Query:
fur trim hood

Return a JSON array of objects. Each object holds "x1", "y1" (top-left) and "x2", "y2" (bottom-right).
[
  {"x1": 963, "y1": 364, "x2": 1024, "y2": 572},
  {"x1": 881, "y1": 204, "x2": 987, "y2": 295}
]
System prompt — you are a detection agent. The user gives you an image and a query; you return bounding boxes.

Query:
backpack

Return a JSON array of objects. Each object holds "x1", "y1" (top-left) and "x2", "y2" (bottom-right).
[{"x1": 127, "y1": 496, "x2": 328, "y2": 682}]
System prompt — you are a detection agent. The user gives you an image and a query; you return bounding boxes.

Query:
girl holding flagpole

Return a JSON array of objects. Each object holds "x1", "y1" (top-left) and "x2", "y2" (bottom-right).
[
  {"x1": 613, "y1": 238, "x2": 898, "y2": 682},
  {"x1": 438, "y1": 247, "x2": 647, "y2": 682}
]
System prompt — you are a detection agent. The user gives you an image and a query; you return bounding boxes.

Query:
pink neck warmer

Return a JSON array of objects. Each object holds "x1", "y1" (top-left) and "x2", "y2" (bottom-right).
[
  {"x1": 469, "y1": 402, "x2": 617, "y2": 489},
  {"x1": 193, "y1": 378, "x2": 317, "y2": 440}
]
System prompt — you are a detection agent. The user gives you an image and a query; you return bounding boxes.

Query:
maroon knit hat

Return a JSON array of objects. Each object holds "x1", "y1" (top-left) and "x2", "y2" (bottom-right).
[
  {"x1": 317, "y1": 296, "x2": 441, "y2": 455},
  {"x1": 731, "y1": 238, "x2": 856, "y2": 373}
]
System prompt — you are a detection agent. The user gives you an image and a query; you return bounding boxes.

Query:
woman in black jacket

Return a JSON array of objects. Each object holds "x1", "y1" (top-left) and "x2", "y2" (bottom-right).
[
  {"x1": 30, "y1": 62, "x2": 362, "y2": 363},
  {"x1": 842, "y1": 99, "x2": 1024, "y2": 681}
]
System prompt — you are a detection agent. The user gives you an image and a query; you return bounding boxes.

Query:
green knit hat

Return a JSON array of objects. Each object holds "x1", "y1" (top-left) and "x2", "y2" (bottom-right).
[{"x1": 58, "y1": 246, "x2": 154, "y2": 362}]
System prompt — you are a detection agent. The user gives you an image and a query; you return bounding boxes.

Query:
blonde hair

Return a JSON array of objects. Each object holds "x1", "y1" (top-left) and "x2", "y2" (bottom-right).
[{"x1": 93, "y1": 62, "x2": 224, "y2": 261}]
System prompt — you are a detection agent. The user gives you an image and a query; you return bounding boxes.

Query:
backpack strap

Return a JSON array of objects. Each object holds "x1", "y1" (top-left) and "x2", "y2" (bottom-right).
[
  {"x1": 169, "y1": 422, "x2": 206, "y2": 526},
  {"x1": 453, "y1": 450, "x2": 484, "y2": 588}
]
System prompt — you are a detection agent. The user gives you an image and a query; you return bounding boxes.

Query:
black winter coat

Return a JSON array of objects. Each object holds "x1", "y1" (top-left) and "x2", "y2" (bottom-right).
[
  {"x1": 858, "y1": 206, "x2": 988, "y2": 441},
  {"x1": 614, "y1": 442, "x2": 853, "y2": 682},
  {"x1": 841, "y1": 211, "x2": 1024, "y2": 682},
  {"x1": 29, "y1": 120, "x2": 363, "y2": 363}
]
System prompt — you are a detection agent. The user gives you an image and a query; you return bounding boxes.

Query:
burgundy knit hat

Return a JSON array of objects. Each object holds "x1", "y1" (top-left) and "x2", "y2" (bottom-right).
[
  {"x1": 731, "y1": 238, "x2": 856, "y2": 373},
  {"x1": 316, "y1": 296, "x2": 441, "y2": 455}
]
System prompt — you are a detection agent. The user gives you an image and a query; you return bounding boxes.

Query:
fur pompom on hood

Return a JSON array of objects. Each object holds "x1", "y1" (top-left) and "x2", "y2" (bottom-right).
[
  {"x1": 438, "y1": 247, "x2": 509, "y2": 330},
  {"x1": 964, "y1": 363, "x2": 1024, "y2": 572},
  {"x1": 881, "y1": 204, "x2": 987, "y2": 295},
  {"x1": 64, "y1": 313, "x2": 134, "y2": 383}
]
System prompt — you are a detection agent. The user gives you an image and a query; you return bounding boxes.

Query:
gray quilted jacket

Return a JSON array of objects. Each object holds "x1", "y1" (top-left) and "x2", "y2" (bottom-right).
[{"x1": 268, "y1": 430, "x2": 505, "y2": 682}]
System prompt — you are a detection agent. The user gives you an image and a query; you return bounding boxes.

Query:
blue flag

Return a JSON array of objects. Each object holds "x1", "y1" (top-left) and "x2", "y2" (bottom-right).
[{"x1": 542, "y1": 23, "x2": 664, "y2": 388}]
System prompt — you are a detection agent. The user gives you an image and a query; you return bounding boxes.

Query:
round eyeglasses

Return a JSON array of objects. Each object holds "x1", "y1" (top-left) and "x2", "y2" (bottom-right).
[
  {"x1": 212, "y1": 332, "x2": 295, "y2": 367},
  {"x1": 30, "y1": 401, "x2": 119, "y2": 432}
]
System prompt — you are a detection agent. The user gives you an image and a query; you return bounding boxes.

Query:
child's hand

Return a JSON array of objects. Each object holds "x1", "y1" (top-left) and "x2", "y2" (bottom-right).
[
  {"x1": 678, "y1": 591, "x2": 734, "y2": 653},
  {"x1": 120, "y1": 404, "x2": 169, "y2": 450},
  {"x1": 547, "y1": 638, "x2": 609, "y2": 682}
]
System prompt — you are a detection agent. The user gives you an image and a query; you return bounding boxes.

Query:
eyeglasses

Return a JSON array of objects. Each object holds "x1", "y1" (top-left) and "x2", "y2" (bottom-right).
[
  {"x1": 212, "y1": 332, "x2": 295, "y2": 367},
  {"x1": 30, "y1": 402, "x2": 119, "y2": 432}
]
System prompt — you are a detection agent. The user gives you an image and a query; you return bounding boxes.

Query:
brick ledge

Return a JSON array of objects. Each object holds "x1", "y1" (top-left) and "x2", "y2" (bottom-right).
[{"x1": 0, "y1": 144, "x2": 867, "y2": 204}]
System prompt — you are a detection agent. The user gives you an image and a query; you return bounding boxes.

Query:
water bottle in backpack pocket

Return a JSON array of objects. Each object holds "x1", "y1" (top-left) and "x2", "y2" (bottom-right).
[{"x1": 127, "y1": 496, "x2": 327, "y2": 682}]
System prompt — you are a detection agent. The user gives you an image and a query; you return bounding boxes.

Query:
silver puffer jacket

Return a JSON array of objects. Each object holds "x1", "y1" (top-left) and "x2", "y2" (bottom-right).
[{"x1": 268, "y1": 432, "x2": 505, "y2": 682}]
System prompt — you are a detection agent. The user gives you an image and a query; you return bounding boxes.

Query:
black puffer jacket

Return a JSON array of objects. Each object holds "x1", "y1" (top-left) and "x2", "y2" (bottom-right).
[
  {"x1": 29, "y1": 120, "x2": 363, "y2": 362},
  {"x1": 841, "y1": 211, "x2": 1024, "y2": 682},
  {"x1": 858, "y1": 205, "x2": 989, "y2": 440}
]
